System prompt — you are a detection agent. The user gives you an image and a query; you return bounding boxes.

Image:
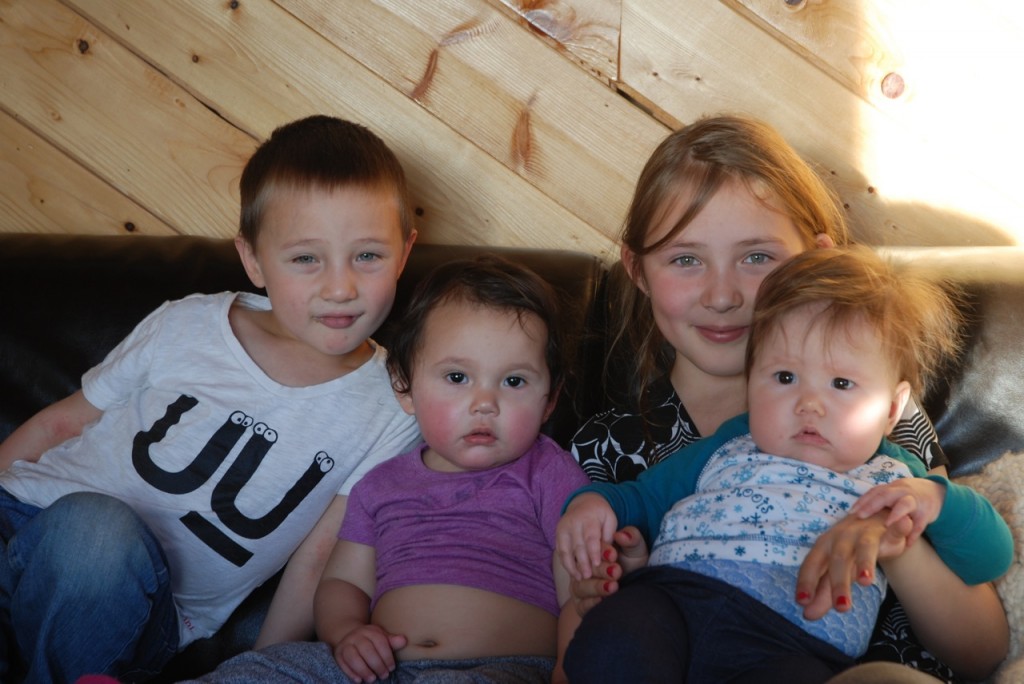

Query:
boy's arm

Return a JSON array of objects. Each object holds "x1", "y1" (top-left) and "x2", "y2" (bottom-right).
[
  {"x1": 315, "y1": 539, "x2": 406, "y2": 681},
  {"x1": 0, "y1": 390, "x2": 101, "y2": 471},
  {"x1": 881, "y1": 537, "x2": 1009, "y2": 681},
  {"x1": 255, "y1": 494, "x2": 349, "y2": 647}
]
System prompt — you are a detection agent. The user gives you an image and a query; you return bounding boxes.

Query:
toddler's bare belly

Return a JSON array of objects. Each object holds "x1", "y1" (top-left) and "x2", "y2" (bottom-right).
[{"x1": 373, "y1": 584, "x2": 558, "y2": 661}]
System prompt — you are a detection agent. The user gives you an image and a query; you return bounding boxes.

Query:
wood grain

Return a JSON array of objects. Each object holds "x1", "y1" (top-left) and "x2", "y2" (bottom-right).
[
  {"x1": 491, "y1": 0, "x2": 621, "y2": 84},
  {"x1": 619, "y1": 0, "x2": 1020, "y2": 247},
  {"x1": 63, "y1": 0, "x2": 618, "y2": 256},
  {"x1": 1, "y1": 0, "x2": 1022, "y2": 252},
  {"x1": 0, "y1": 110, "x2": 176, "y2": 236},
  {"x1": 276, "y1": 0, "x2": 664, "y2": 244},
  {"x1": 0, "y1": 0, "x2": 252, "y2": 238}
]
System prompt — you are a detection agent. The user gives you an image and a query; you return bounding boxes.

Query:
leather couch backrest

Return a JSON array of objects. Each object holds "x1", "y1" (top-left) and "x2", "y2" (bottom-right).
[
  {"x1": 883, "y1": 247, "x2": 1024, "y2": 476},
  {"x1": 3, "y1": 234, "x2": 1024, "y2": 479},
  {"x1": 0, "y1": 234, "x2": 606, "y2": 450}
]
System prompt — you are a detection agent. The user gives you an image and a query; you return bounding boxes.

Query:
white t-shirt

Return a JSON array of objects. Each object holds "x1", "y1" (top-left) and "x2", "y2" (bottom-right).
[{"x1": 0, "y1": 292, "x2": 420, "y2": 646}]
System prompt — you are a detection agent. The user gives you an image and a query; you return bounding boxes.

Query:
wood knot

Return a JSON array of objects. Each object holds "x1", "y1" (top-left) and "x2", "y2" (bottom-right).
[{"x1": 881, "y1": 72, "x2": 905, "y2": 99}]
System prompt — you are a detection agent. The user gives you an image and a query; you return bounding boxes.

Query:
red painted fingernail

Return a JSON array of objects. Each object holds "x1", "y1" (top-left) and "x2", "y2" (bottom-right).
[
  {"x1": 602, "y1": 548, "x2": 613, "y2": 561},
  {"x1": 859, "y1": 569, "x2": 872, "y2": 579},
  {"x1": 836, "y1": 596, "x2": 850, "y2": 607},
  {"x1": 622, "y1": 530, "x2": 633, "y2": 540},
  {"x1": 607, "y1": 566, "x2": 616, "y2": 578},
  {"x1": 603, "y1": 581, "x2": 612, "y2": 592},
  {"x1": 796, "y1": 591, "x2": 810, "y2": 601}
]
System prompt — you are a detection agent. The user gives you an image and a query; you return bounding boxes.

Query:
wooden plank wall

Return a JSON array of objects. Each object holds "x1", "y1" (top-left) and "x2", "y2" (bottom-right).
[{"x1": 2, "y1": 0, "x2": 1022, "y2": 259}]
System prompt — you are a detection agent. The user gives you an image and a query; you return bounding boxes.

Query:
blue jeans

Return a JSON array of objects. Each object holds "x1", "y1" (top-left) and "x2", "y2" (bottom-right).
[
  {"x1": 564, "y1": 565, "x2": 854, "y2": 684},
  {"x1": 0, "y1": 489, "x2": 179, "y2": 683}
]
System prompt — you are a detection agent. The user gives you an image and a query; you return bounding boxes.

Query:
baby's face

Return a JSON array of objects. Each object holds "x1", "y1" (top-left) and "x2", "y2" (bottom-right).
[
  {"x1": 747, "y1": 305, "x2": 909, "y2": 472},
  {"x1": 397, "y1": 300, "x2": 555, "y2": 473}
]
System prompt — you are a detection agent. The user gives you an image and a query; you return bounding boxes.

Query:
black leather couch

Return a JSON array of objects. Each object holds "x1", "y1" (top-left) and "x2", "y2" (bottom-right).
[{"x1": 1, "y1": 234, "x2": 1023, "y2": 680}]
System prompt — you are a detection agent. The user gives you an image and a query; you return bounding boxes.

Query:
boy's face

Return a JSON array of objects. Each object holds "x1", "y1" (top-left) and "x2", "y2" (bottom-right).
[
  {"x1": 747, "y1": 305, "x2": 910, "y2": 472},
  {"x1": 397, "y1": 300, "x2": 556, "y2": 473},
  {"x1": 238, "y1": 185, "x2": 414, "y2": 368}
]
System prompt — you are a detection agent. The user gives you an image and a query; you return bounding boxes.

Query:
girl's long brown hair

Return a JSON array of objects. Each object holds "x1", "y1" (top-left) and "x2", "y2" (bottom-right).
[{"x1": 610, "y1": 115, "x2": 850, "y2": 440}]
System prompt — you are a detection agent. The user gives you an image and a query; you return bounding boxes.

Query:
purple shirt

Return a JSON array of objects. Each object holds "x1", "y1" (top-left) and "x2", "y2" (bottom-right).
[{"x1": 340, "y1": 435, "x2": 589, "y2": 615}]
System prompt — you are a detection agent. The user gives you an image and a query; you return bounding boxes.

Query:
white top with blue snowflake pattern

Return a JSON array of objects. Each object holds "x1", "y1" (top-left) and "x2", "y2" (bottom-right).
[{"x1": 649, "y1": 432, "x2": 910, "y2": 571}]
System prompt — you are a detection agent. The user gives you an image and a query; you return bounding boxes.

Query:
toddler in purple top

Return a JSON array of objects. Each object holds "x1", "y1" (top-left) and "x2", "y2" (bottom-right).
[{"x1": 189, "y1": 255, "x2": 588, "y2": 684}]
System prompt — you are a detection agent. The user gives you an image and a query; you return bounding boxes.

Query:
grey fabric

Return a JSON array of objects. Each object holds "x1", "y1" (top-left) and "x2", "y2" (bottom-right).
[{"x1": 186, "y1": 641, "x2": 554, "y2": 684}]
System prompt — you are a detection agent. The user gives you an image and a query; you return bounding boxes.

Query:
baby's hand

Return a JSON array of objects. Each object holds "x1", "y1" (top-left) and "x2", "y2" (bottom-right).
[
  {"x1": 851, "y1": 478, "x2": 946, "y2": 547},
  {"x1": 333, "y1": 624, "x2": 408, "y2": 683},
  {"x1": 556, "y1": 493, "x2": 618, "y2": 581},
  {"x1": 611, "y1": 526, "x2": 649, "y2": 575}
]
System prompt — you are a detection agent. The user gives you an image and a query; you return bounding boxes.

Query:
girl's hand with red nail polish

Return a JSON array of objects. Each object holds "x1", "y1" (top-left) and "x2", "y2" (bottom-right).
[
  {"x1": 796, "y1": 508, "x2": 911, "y2": 620},
  {"x1": 567, "y1": 525, "x2": 649, "y2": 617}
]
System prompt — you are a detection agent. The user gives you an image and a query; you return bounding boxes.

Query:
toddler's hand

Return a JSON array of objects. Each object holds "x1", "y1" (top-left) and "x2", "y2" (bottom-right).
[
  {"x1": 568, "y1": 526, "x2": 648, "y2": 617},
  {"x1": 851, "y1": 477, "x2": 946, "y2": 547},
  {"x1": 556, "y1": 493, "x2": 618, "y2": 581},
  {"x1": 333, "y1": 624, "x2": 408, "y2": 683}
]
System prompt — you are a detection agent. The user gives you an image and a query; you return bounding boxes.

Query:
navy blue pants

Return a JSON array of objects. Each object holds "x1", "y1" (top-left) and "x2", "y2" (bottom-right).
[{"x1": 564, "y1": 565, "x2": 854, "y2": 684}]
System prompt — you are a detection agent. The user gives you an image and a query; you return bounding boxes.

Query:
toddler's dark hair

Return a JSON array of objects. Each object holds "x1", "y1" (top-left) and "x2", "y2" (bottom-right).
[
  {"x1": 387, "y1": 255, "x2": 564, "y2": 396},
  {"x1": 238, "y1": 115, "x2": 414, "y2": 245}
]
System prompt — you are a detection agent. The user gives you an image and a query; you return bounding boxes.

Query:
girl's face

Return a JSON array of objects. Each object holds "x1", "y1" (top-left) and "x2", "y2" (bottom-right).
[
  {"x1": 629, "y1": 180, "x2": 809, "y2": 382},
  {"x1": 397, "y1": 300, "x2": 556, "y2": 473}
]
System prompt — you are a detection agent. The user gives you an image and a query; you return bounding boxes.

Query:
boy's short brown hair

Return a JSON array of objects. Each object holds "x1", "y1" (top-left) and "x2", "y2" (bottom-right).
[
  {"x1": 746, "y1": 246, "x2": 963, "y2": 396},
  {"x1": 238, "y1": 115, "x2": 414, "y2": 245}
]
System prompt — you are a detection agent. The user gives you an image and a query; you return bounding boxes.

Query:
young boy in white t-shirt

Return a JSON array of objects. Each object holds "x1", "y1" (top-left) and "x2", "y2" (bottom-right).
[{"x1": 0, "y1": 115, "x2": 420, "y2": 683}]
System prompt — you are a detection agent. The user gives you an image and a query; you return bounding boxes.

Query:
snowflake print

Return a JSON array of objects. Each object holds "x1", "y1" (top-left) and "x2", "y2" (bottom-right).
[
  {"x1": 870, "y1": 470, "x2": 898, "y2": 485},
  {"x1": 742, "y1": 512, "x2": 763, "y2": 526},
  {"x1": 691, "y1": 498, "x2": 711, "y2": 516},
  {"x1": 801, "y1": 518, "x2": 830, "y2": 534}
]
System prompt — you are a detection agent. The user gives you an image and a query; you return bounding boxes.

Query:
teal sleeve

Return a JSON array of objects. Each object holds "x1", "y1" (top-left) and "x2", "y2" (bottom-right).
[
  {"x1": 878, "y1": 440, "x2": 1013, "y2": 584},
  {"x1": 925, "y1": 475, "x2": 1014, "y2": 585},
  {"x1": 563, "y1": 414, "x2": 752, "y2": 544}
]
